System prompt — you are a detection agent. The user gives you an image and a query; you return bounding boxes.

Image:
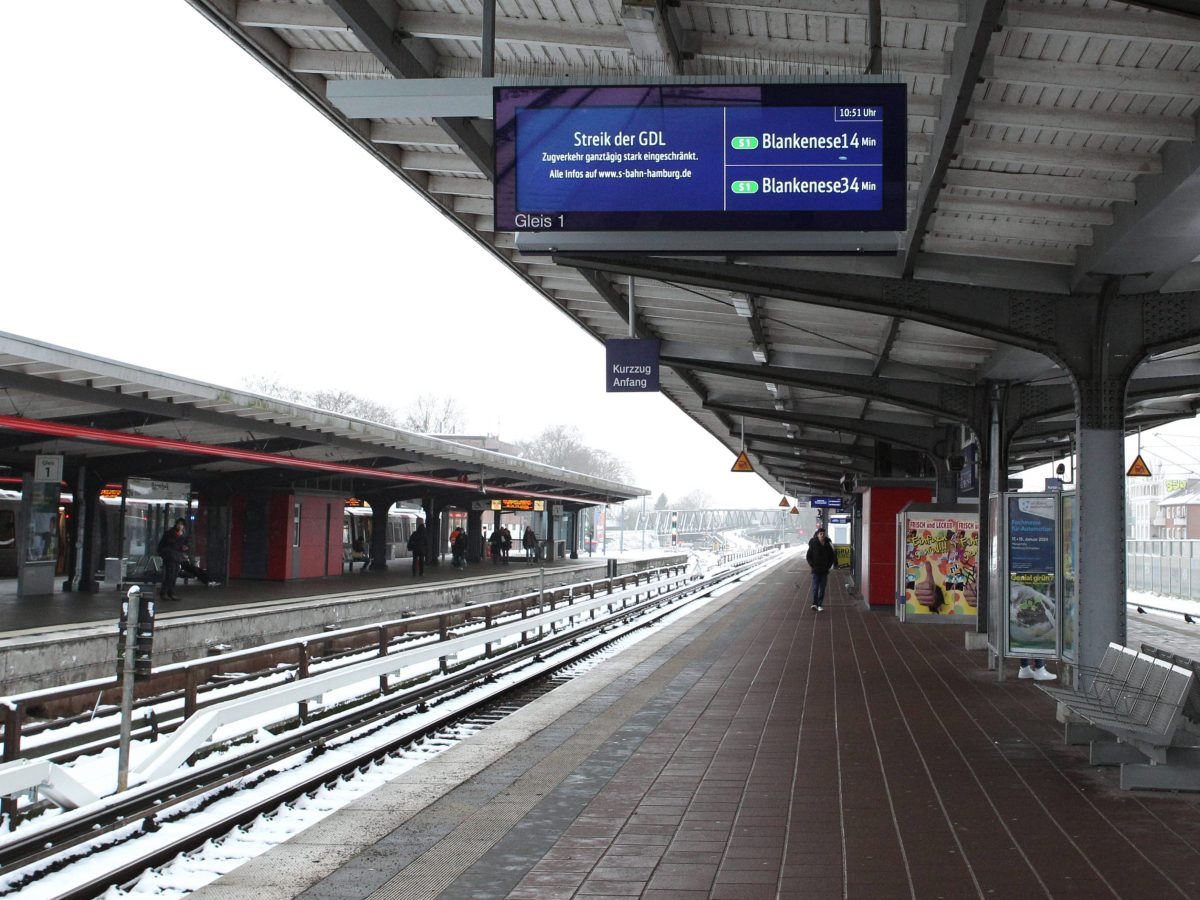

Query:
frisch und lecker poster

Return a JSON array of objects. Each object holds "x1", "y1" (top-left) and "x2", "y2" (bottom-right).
[
  {"x1": 1007, "y1": 495, "x2": 1058, "y2": 656},
  {"x1": 903, "y1": 513, "x2": 979, "y2": 618}
]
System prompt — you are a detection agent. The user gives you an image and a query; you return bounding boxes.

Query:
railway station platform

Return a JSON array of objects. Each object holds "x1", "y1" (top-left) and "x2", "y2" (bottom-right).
[
  {"x1": 0, "y1": 552, "x2": 655, "y2": 635},
  {"x1": 193, "y1": 552, "x2": 1200, "y2": 900}
]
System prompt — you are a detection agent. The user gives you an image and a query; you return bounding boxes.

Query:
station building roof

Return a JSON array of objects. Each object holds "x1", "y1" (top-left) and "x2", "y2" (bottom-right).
[
  {"x1": 0, "y1": 332, "x2": 645, "y2": 506},
  {"x1": 182, "y1": 0, "x2": 1200, "y2": 495}
]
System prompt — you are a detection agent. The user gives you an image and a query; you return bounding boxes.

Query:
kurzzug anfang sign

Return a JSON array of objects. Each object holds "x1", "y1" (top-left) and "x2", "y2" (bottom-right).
[{"x1": 606, "y1": 339, "x2": 660, "y2": 392}]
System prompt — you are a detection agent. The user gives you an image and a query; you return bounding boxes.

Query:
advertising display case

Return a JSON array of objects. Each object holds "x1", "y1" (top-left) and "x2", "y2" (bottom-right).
[
  {"x1": 896, "y1": 503, "x2": 979, "y2": 623},
  {"x1": 986, "y1": 491, "x2": 1072, "y2": 664}
]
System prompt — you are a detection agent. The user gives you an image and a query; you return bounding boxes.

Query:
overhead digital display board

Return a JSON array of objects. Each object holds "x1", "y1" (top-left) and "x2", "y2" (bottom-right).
[
  {"x1": 494, "y1": 83, "x2": 907, "y2": 233},
  {"x1": 810, "y1": 496, "x2": 845, "y2": 509}
]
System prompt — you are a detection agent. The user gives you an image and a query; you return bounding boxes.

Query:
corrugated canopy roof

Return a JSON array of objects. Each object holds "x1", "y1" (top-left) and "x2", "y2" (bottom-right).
[
  {"x1": 0, "y1": 332, "x2": 645, "y2": 504},
  {"x1": 181, "y1": 0, "x2": 1200, "y2": 495}
]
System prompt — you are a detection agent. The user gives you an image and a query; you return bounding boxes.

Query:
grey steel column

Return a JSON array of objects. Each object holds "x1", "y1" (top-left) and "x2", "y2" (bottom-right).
[
  {"x1": 481, "y1": 0, "x2": 496, "y2": 78},
  {"x1": 467, "y1": 508, "x2": 483, "y2": 563},
  {"x1": 368, "y1": 498, "x2": 392, "y2": 571},
  {"x1": 1075, "y1": 418, "x2": 1127, "y2": 681}
]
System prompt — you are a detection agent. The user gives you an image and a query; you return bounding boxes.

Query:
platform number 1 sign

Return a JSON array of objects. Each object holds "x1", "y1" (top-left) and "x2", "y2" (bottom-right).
[{"x1": 34, "y1": 454, "x2": 63, "y2": 484}]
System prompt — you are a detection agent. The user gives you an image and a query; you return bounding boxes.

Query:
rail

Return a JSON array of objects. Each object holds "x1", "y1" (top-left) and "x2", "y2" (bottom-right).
[
  {"x1": 0, "y1": 563, "x2": 689, "y2": 811},
  {"x1": 0, "y1": 549, "x2": 783, "y2": 894}
]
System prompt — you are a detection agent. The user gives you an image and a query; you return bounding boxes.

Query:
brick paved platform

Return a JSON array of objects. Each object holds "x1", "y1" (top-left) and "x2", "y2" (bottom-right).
[{"x1": 195, "y1": 552, "x2": 1200, "y2": 900}]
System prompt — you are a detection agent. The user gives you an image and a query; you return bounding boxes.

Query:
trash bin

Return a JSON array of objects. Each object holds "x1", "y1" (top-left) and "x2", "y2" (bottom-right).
[{"x1": 104, "y1": 557, "x2": 124, "y2": 587}]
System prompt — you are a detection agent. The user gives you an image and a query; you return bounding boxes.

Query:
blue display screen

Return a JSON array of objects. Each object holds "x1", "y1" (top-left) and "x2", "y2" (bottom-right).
[{"x1": 494, "y1": 84, "x2": 907, "y2": 233}]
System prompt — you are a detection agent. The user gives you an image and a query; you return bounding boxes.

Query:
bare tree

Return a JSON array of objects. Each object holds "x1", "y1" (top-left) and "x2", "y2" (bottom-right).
[
  {"x1": 242, "y1": 374, "x2": 305, "y2": 404},
  {"x1": 677, "y1": 489, "x2": 713, "y2": 510},
  {"x1": 655, "y1": 492, "x2": 670, "y2": 510},
  {"x1": 242, "y1": 376, "x2": 398, "y2": 427},
  {"x1": 309, "y1": 390, "x2": 398, "y2": 427},
  {"x1": 401, "y1": 394, "x2": 466, "y2": 434},
  {"x1": 516, "y1": 424, "x2": 630, "y2": 482}
]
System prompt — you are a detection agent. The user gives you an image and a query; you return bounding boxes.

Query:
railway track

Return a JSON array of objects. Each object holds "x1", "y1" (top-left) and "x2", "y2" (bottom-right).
[{"x1": 0, "y1": 550, "x2": 781, "y2": 898}]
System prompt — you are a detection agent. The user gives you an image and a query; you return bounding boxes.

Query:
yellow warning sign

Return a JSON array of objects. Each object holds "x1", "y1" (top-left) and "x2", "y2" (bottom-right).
[
  {"x1": 789, "y1": 505, "x2": 800, "y2": 515},
  {"x1": 778, "y1": 496, "x2": 790, "y2": 507},
  {"x1": 1127, "y1": 455, "x2": 1152, "y2": 478},
  {"x1": 731, "y1": 451, "x2": 754, "y2": 473}
]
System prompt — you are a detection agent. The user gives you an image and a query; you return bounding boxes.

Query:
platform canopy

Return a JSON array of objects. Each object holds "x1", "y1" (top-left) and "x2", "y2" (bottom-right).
[
  {"x1": 0, "y1": 332, "x2": 644, "y2": 506},
  {"x1": 186, "y1": 0, "x2": 1200, "y2": 495}
]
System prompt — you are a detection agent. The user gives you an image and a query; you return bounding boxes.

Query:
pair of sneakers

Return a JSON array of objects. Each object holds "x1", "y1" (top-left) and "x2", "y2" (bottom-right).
[
  {"x1": 811, "y1": 603, "x2": 824, "y2": 612},
  {"x1": 1018, "y1": 665, "x2": 1056, "y2": 681}
]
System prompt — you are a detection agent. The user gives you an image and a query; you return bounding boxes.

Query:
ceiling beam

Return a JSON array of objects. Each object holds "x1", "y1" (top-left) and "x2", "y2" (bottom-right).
[
  {"x1": 680, "y1": 0, "x2": 963, "y2": 24},
  {"x1": 324, "y1": 0, "x2": 494, "y2": 180},
  {"x1": 743, "y1": 431, "x2": 874, "y2": 458},
  {"x1": 902, "y1": 0, "x2": 1006, "y2": 276},
  {"x1": 970, "y1": 99, "x2": 1195, "y2": 142},
  {"x1": 663, "y1": 354, "x2": 978, "y2": 423},
  {"x1": 706, "y1": 401, "x2": 940, "y2": 456},
  {"x1": 986, "y1": 56, "x2": 1200, "y2": 99},
  {"x1": 1002, "y1": 0, "x2": 1200, "y2": 40},
  {"x1": 621, "y1": 0, "x2": 686, "y2": 71},
  {"x1": 1071, "y1": 113, "x2": 1200, "y2": 292}
]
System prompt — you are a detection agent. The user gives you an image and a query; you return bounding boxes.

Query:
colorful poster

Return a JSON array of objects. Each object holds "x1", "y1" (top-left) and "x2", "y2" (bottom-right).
[
  {"x1": 1006, "y1": 495, "x2": 1058, "y2": 656},
  {"x1": 902, "y1": 513, "x2": 979, "y2": 619},
  {"x1": 1060, "y1": 493, "x2": 1077, "y2": 661},
  {"x1": 23, "y1": 481, "x2": 60, "y2": 563}
]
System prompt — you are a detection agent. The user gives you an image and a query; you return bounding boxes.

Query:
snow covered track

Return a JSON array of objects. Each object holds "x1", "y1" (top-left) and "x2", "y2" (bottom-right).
[{"x1": 0, "y1": 549, "x2": 783, "y2": 899}]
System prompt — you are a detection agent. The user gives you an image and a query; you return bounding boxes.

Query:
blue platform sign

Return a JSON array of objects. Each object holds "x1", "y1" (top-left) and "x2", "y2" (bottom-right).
[
  {"x1": 494, "y1": 83, "x2": 907, "y2": 233},
  {"x1": 606, "y1": 339, "x2": 660, "y2": 392},
  {"x1": 810, "y1": 496, "x2": 844, "y2": 509}
]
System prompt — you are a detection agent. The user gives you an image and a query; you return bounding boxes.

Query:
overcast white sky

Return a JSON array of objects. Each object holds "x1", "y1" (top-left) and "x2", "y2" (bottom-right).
[{"x1": 0, "y1": 1, "x2": 786, "y2": 508}]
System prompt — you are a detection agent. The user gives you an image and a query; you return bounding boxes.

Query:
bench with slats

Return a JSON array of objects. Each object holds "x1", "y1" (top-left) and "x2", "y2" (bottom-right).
[{"x1": 1041, "y1": 643, "x2": 1200, "y2": 791}]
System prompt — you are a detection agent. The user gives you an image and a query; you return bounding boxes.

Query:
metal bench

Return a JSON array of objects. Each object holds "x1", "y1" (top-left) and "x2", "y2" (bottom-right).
[{"x1": 1041, "y1": 642, "x2": 1200, "y2": 790}]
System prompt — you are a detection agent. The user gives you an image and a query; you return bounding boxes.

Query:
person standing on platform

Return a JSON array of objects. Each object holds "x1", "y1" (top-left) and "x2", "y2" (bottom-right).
[
  {"x1": 157, "y1": 518, "x2": 189, "y2": 602},
  {"x1": 806, "y1": 526, "x2": 836, "y2": 612},
  {"x1": 1018, "y1": 659, "x2": 1056, "y2": 681},
  {"x1": 452, "y1": 528, "x2": 468, "y2": 570},
  {"x1": 489, "y1": 528, "x2": 504, "y2": 565},
  {"x1": 523, "y1": 525, "x2": 537, "y2": 562},
  {"x1": 407, "y1": 521, "x2": 428, "y2": 577},
  {"x1": 500, "y1": 525, "x2": 512, "y2": 564}
]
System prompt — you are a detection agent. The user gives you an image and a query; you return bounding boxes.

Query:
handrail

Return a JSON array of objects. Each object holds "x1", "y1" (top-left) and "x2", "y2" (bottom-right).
[{"x1": 0, "y1": 563, "x2": 690, "y2": 767}]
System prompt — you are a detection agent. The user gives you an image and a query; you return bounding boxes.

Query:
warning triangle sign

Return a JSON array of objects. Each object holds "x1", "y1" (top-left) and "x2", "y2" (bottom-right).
[
  {"x1": 789, "y1": 505, "x2": 800, "y2": 515},
  {"x1": 1127, "y1": 454, "x2": 1152, "y2": 477},
  {"x1": 778, "y1": 496, "x2": 790, "y2": 507},
  {"x1": 731, "y1": 451, "x2": 754, "y2": 473}
]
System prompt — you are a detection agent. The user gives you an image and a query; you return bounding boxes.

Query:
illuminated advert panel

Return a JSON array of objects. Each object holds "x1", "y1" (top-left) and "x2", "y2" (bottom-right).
[{"x1": 494, "y1": 83, "x2": 907, "y2": 233}]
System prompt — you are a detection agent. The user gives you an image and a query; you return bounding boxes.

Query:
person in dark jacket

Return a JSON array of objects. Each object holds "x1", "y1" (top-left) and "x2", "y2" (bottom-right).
[
  {"x1": 806, "y1": 527, "x2": 837, "y2": 611},
  {"x1": 157, "y1": 518, "x2": 189, "y2": 601},
  {"x1": 407, "y1": 522, "x2": 428, "y2": 577},
  {"x1": 452, "y1": 529, "x2": 468, "y2": 570},
  {"x1": 489, "y1": 528, "x2": 504, "y2": 565}
]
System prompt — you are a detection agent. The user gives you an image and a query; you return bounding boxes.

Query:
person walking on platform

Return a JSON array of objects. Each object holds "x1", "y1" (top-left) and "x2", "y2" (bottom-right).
[
  {"x1": 500, "y1": 525, "x2": 512, "y2": 564},
  {"x1": 489, "y1": 528, "x2": 504, "y2": 565},
  {"x1": 806, "y1": 527, "x2": 836, "y2": 612},
  {"x1": 407, "y1": 521, "x2": 428, "y2": 577},
  {"x1": 522, "y1": 526, "x2": 537, "y2": 562},
  {"x1": 157, "y1": 518, "x2": 189, "y2": 601}
]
